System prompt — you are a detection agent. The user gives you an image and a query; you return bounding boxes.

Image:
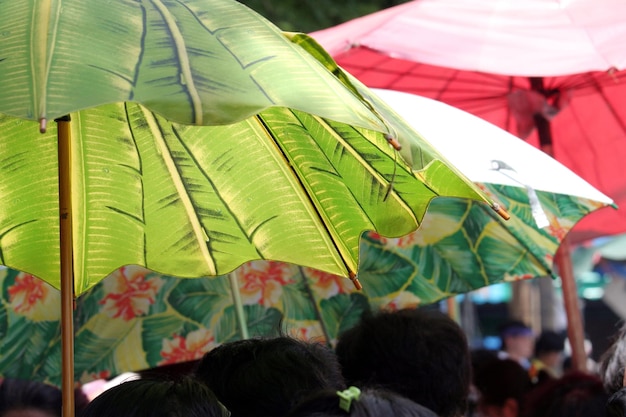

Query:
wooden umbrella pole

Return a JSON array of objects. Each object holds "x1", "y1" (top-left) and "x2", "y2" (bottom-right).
[
  {"x1": 446, "y1": 297, "x2": 460, "y2": 324},
  {"x1": 556, "y1": 239, "x2": 587, "y2": 372},
  {"x1": 57, "y1": 116, "x2": 76, "y2": 417}
]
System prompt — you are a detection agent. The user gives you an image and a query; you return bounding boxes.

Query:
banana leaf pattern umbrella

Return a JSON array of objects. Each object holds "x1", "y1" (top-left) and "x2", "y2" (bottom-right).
[
  {"x1": 0, "y1": 2, "x2": 496, "y2": 412},
  {"x1": 0, "y1": 91, "x2": 610, "y2": 387}
]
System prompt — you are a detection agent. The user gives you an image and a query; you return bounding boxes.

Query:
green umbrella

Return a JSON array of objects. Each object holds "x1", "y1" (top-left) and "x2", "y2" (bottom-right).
[
  {"x1": 0, "y1": 0, "x2": 493, "y2": 295},
  {"x1": 0, "y1": 1, "x2": 495, "y2": 415},
  {"x1": 0, "y1": 90, "x2": 611, "y2": 388}
]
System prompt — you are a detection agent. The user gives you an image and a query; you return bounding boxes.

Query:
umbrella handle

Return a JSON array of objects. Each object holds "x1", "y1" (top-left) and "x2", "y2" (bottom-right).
[{"x1": 349, "y1": 273, "x2": 362, "y2": 290}]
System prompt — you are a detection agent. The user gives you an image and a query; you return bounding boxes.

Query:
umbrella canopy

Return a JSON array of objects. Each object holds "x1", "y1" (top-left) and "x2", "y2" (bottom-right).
[
  {"x1": 1, "y1": 100, "x2": 489, "y2": 295},
  {"x1": 0, "y1": 2, "x2": 498, "y2": 415},
  {"x1": 0, "y1": 0, "x2": 495, "y2": 296},
  {"x1": 331, "y1": 88, "x2": 613, "y2": 302},
  {"x1": 311, "y1": 0, "x2": 626, "y2": 243},
  {"x1": 0, "y1": 90, "x2": 612, "y2": 386}
]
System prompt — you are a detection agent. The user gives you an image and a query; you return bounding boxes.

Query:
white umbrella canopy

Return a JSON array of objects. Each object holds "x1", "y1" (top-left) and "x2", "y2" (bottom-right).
[
  {"x1": 311, "y1": 0, "x2": 626, "y2": 242},
  {"x1": 371, "y1": 88, "x2": 613, "y2": 206}
]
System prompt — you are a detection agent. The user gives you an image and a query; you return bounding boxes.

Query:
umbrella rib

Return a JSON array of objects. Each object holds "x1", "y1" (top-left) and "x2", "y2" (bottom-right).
[
  {"x1": 253, "y1": 113, "x2": 357, "y2": 279},
  {"x1": 71, "y1": 111, "x2": 89, "y2": 288},
  {"x1": 128, "y1": 1, "x2": 148, "y2": 99},
  {"x1": 150, "y1": 0, "x2": 203, "y2": 124},
  {"x1": 314, "y1": 118, "x2": 419, "y2": 225},
  {"x1": 139, "y1": 106, "x2": 217, "y2": 275},
  {"x1": 30, "y1": 1, "x2": 61, "y2": 124},
  {"x1": 167, "y1": 124, "x2": 263, "y2": 259}
]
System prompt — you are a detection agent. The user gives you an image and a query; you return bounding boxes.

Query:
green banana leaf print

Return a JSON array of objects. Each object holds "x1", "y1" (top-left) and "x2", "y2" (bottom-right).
[
  {"x1": 0, "y1": 264, "x2": 369, "y2": 385},
  {"x1": 0, "y1": 4, "x2": 502, "y2": 412},
  {"x1": 0, "y1": 180, "x2": 606, "y2": 387},
  {"x1": 1, "y1": 0, "x2": 496, "y2": 296}
]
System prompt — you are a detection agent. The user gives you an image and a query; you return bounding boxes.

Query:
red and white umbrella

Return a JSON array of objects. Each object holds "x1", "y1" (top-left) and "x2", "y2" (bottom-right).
[{"x1": 311, "y1": 0, "x2": 626, "y2": 371}]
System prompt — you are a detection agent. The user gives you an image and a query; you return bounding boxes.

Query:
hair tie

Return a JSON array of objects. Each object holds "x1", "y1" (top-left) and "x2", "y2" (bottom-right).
[{"x1": 337, "y1": 386, "x2": 361, "y2": 412}]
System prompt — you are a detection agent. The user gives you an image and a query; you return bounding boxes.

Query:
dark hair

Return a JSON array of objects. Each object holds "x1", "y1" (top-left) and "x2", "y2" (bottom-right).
[
  {"x1": 474, "y1": 358, "x2": 532, "y2": 407},
  {"x1": 498, "y1": 320, "x2": 533, "y2": 348},
  {"x1": 0, "y1": 378, "x2": 63, "y2": 417},
  {"x1": 520, "y1": 371, "x2": 609, "y2": 417},
  {"x1": 335, "y1": 308, "x2": 471, "y2": 417},
  {"x1": 287, "y1": 387, "x2": 438, "y2": 417},
  {"x1": 534, "y1": 331, "x2": 565, "y2": 356},
  {"x1": 599, "y1": 322, "x2": 626, "y2": 395},
  {"x1": 81, "y1": 377, "x2": 229, "y2": 417},
  {"x1": 194, "y1": 336, "x2": 346, "y2": 417},
  {"x1": 471, "y1": 348, "x2": 499, "y2": 370}
]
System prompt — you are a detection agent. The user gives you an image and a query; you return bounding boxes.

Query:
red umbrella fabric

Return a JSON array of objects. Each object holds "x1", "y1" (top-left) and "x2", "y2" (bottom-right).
[{"x1": 311, "y1": 0, "x2": 626, "y2": 243}]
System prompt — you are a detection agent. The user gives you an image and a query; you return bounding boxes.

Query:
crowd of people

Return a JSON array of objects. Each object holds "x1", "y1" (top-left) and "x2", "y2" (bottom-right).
[{"x1": 1, "y1": 308, "x2": 626, "y2": 417}]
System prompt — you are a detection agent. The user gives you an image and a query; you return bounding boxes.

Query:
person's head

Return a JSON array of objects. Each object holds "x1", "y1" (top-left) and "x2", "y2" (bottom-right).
[
  {"x1": 81, "y1": 377, "x2": 229, "y2": 417},
  {"x1": 599, "y1": 322, "x2": 626, "y2": 395},
  {"x1": 467, "y1": 349, "x2": 499, "y2": 417},
  {"x1": 287, "y1": 386, "x2": 438, "y2": 417},
  {"x1": 0, "y1": 378, "x2": 63, "y2": 417},
  {"x1": 473, "y1": 358, "x2": 532, "y2": 417},
  {"x1": 534, "y1": 331, "x2": 565, "y2": 365},
  {"x1": 194, "y1": 336, "x2": 346, "y2": 417},
  {"x1": 498, "y1": 321, "x2": 535, "y2": 362},
  {"x1": 335, "y1": 308, "x2": 471, "y2": 417},
  {"x1": 520, "y1": 371, "x2": 609, "y2": 417},
  {"x1": 471, "y1": 349, "x2": 499, "y2": 371}
]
